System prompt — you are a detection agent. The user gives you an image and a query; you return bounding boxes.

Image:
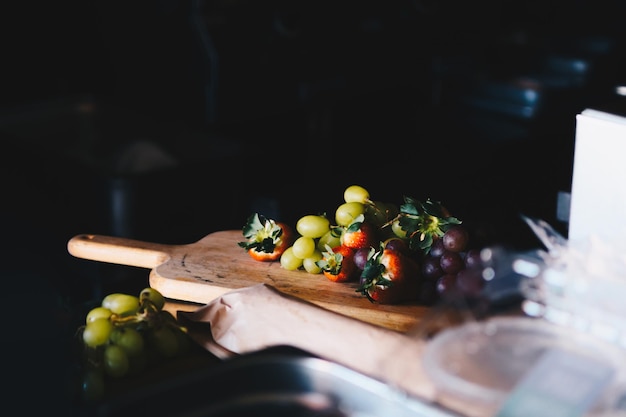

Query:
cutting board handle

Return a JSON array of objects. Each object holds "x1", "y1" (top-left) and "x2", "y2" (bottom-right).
[{"x1": 67, "y1": 234, "x2": 174, "y2": 269}]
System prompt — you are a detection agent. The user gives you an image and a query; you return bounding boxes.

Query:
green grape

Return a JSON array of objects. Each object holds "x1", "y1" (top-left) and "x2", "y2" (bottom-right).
[
  {"x1": 335, "y1": 202, "x2": 365, "y2": 227},
  {"x1": 172, "y1": 327, "x2": 191, "y2": 354},
  {"x1": 280, "y1": 247, "x2": 303, "y2": 270},
  {"x1": 302, "y1": 250, "x2": 323, "y2": 274},
  {"x1": 103, "y1": 344, "x2": 130, "y2": 378},
  {"x1": 102, "y1": 293, "x2": 140, "y2": 316},
  {"x1": 391, "y1": 219, "x2": 409, "y2": 239},
  {"x1": 85, "y1": 306, "x2": 113, "y2": 323},
  {"x1": 110, "y1": 327, "x2": 144, "y2": 357},
  {"x1": 344, "y1": 185, "x2": 370, "y2": 204},
  {"x1": 149, "y1": 327, "x2": 179, "y2": 358},
  {"x1": 156, "y1": 311, "x2": 191, "y2": 353},
  {"x1": 139, "y1": 287, "x2": 165, "y2": 311},
  {"x1": 82, "y1": 318, "x2": 113, "y2": 348},
  {"x1": 296, "y1": 215, "x2": 330, "y2": 238},
  {"x1": 291, "y1": 236, "x2": 316, "y2": 259},
  {"x1": 82, "y1": 369, "x2": 105, "y2": 402},
  {"x1": 127, "y1": 352, "x2": 148, "y2": 376},
  {"x1": 317, "y1": 229, "x2": 342, "y2": 251}
]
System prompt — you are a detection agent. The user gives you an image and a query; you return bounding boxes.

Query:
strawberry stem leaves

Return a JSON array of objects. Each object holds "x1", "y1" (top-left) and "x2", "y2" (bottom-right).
[
  {"x1": 238, "y1": 213, "x2": 284, "y2": 253},
  {"x1": 386, "y1": 196, "x2": 461, "y2": 254},
  {"x1": 345, "y1": 214, "x2": 366, "y2": 233},
  {"x1": 357, "y1": 245, "x2": 393, "y2": 302},
  {"x1": 316, "y1": 244, "x2": 344, "y2": 275}
]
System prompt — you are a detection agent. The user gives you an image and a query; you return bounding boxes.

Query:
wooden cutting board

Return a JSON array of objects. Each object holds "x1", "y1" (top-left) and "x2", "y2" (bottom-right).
[{"x1": 67, "y1": 230, "x2": 432, "y2": 332}]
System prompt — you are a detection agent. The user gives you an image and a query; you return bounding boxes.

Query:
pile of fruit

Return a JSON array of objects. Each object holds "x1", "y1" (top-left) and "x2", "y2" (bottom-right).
[
  {"x1": 78, "y1": 287, "x2": 191, "y2": 402},
  {"x1": 238, "y1": 185, "x2": 488, "y2": 305}
]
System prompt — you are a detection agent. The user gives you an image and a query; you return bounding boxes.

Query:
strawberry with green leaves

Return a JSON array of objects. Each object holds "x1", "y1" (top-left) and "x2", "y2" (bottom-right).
[
  {"x1": 317, "y1": 244, "x2": 357, "y2": 283},
  {"x1": 357, "y1": 244, "x2": 422, "y2": 304},
  {"x1": 238, "y1": 213, "x2": 295, "y2": 262},
  {"x1": 387, "y1": 197, "x2": 461, "y2": 254},
  {"x1": 341, "y1": 214, "x2": 379, "y2": 250}
]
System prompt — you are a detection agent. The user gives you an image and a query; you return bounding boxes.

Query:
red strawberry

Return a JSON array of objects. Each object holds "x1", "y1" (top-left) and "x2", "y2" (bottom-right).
[
  {"x1": 357, "y1": 246, "x2": 422, "y2": 304},
  {"x1": 237, "y1": 213, "x2": 294, "y2": 262},
  {"x1": 317, "y1": 244, "x2": 357, "y2": 283},
  {"x1": 341, "y1": 215, "x2": 379, "y2": 250}
]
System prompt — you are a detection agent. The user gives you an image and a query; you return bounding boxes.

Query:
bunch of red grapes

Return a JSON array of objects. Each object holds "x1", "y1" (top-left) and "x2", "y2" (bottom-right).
[{"x1": 419, "y1": 224, "x2": 487, "y2": 305}]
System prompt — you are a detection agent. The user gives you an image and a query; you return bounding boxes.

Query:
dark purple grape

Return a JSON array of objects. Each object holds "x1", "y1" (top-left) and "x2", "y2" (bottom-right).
[
  {"x1": 442, "y1": 225, "x2": 469, "y2": 253},
  {"x1": 353, "y1": 247, "x2": 371, "y2": 270},
  {"x1": 421, "y1": 256, "x2": 444, "y2": 281},
  {"x1": 418, "y1": 280, "x2": 439, "y2": 305},
  {"x1": 436, "y1": 274, "x2": 459, "y2": 298},
  {"x1": 429, "y1": 238, "x2": 445, "y2": 258},
  {"x1": 464, "y1": 248, "x2": 482, "y2": 269},
  {"x1": 384, "y1": 238, "x2": 409, "y2": 255},
  {"x1": 440, "y1": 250, "x2": 464, "y2": 274},
  {"x1": 456, "y1": 268, "x2": 485, "y2": 297}
]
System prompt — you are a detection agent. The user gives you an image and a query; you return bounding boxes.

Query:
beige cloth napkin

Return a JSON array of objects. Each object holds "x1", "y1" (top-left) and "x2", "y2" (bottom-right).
[{"x1": 177, "y1": 283, "x2": 437, "y2": 401}]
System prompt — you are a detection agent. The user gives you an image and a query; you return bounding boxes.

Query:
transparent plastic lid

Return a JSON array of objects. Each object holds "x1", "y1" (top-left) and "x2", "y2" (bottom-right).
[{"x1": 422, "y1": 316, "x2": 626, "y2": 414}]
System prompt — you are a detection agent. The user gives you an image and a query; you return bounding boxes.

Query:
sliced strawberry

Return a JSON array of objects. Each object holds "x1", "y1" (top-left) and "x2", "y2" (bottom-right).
[
  {"x1": 317, "y1": 244, "x2": 357, "y2": 283},
  {"x1": 237, "y1": 213, "x2": 294, "y2": 262},
  {"x1": 341, "y1": 215, "x2": 379, "y2": 250},
  {"x1": 357, "y1": 246, "x2": 422, "y2": 304}
]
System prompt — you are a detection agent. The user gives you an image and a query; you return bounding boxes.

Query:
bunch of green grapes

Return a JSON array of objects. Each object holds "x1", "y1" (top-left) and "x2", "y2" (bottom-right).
[
  {"x1": 279, "y1": 213, "x2": 337, "y2": 273},
  {"x1": 279, "y1": 185, "x2": 399, "y2": 273},
  {"x1": 79, "y1": 287, "x2": 191, "y2": 402}
]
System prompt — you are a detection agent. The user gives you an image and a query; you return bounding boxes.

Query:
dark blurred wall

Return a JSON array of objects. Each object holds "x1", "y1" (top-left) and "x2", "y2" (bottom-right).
[
  {"x1": 5, "y1": 0, "x2": 625, "y2": 124},
  {"x1": 2, "y1": 0, "x2": 626, "y2": 244}
]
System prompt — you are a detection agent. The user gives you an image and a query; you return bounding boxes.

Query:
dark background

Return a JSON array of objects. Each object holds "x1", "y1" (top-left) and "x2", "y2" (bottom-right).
[
  {"x1": 4, "y1": 0, "x2": 625, "y2": 241},
  {"x1": 2, "y1": 1, "x2": 626, "y2": 413}
]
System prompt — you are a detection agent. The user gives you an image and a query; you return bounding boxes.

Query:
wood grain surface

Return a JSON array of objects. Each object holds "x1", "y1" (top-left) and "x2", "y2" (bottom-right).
[{"x1": 68, "y1": 230, "x2": 431, "y2": 332}]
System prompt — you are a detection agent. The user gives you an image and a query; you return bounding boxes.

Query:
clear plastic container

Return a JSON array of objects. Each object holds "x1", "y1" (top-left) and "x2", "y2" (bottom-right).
[{"x1": 422, "y1": 316, "x2": 626, "y2": 416}]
